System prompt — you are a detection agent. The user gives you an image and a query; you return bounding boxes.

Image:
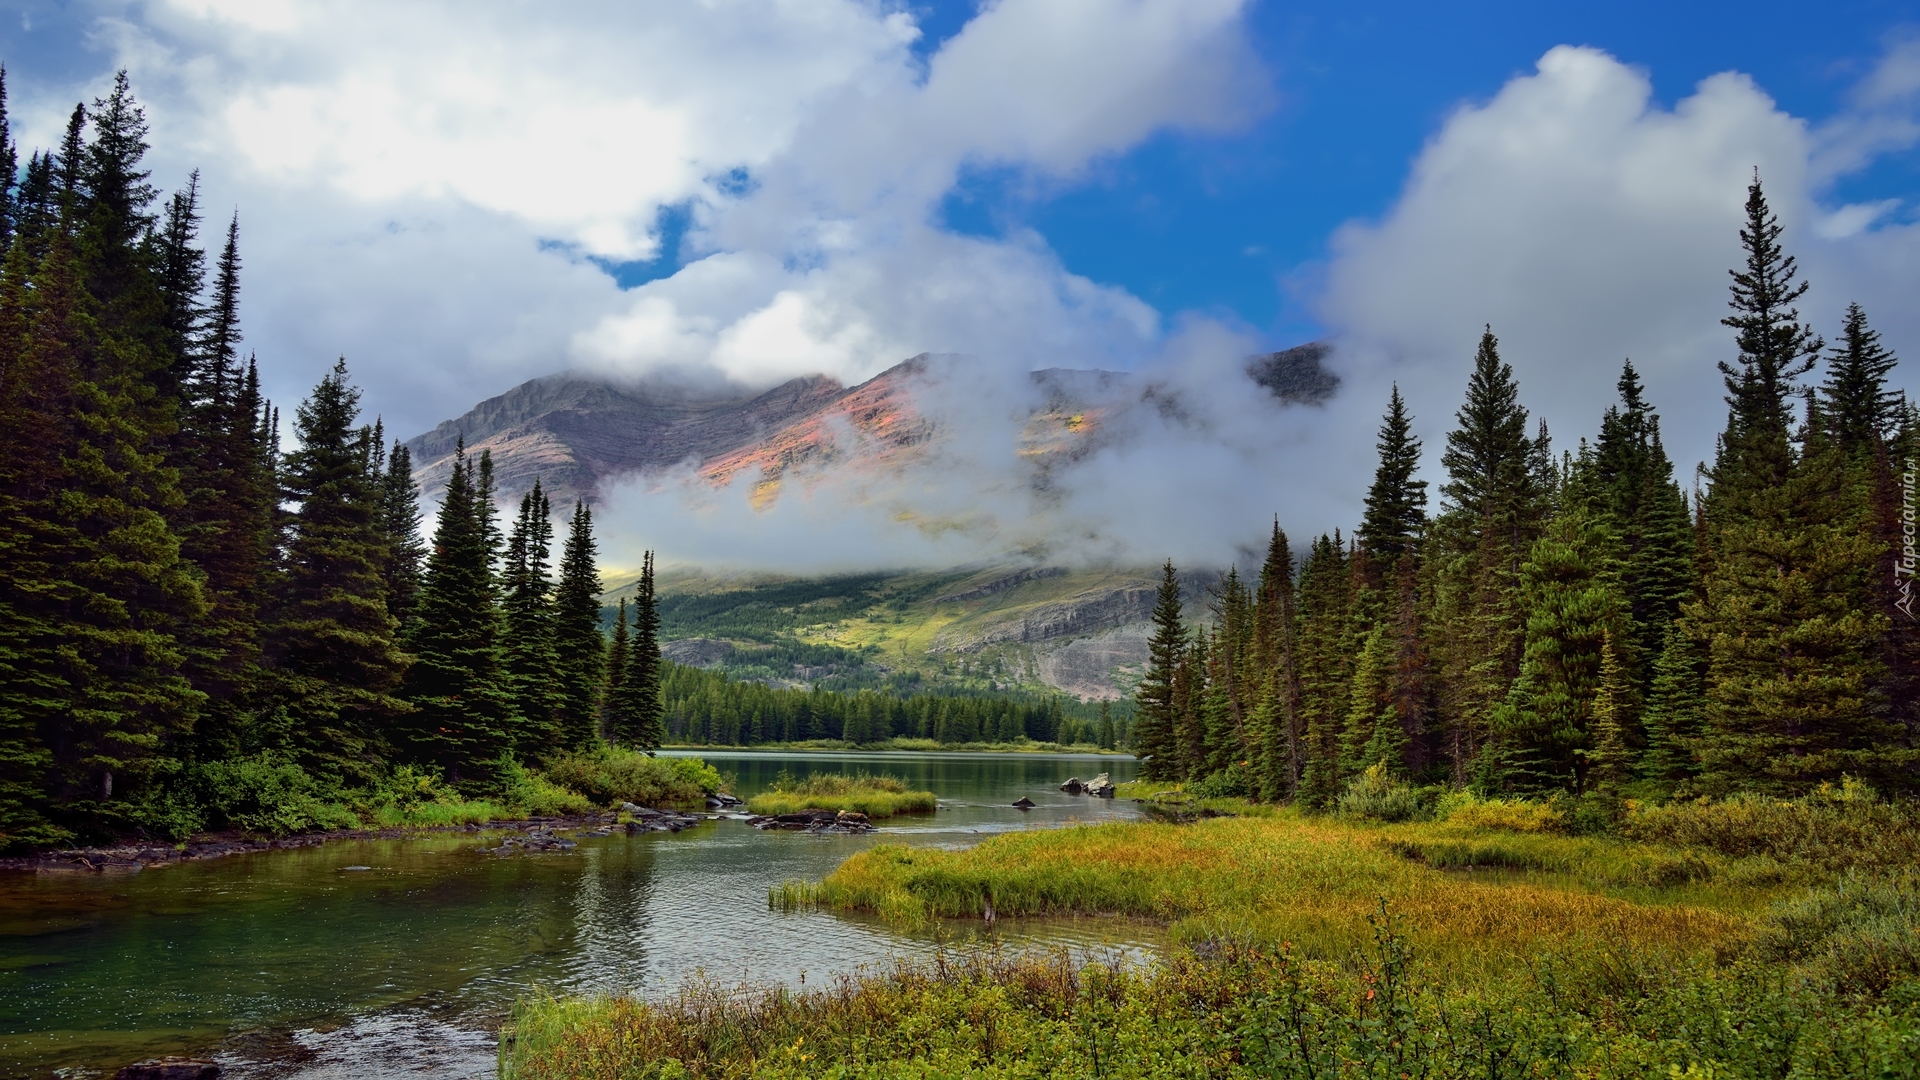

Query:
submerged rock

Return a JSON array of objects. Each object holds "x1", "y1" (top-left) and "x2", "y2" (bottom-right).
[
  {"x1": 1012, "y1": 797, "x2": 1036, "y2": 809},
  {"x1": 114, "y1": 1059, "x2": 219, "y2": 1080},
  {"x1": 1059, "y1": 777, "x2": 1085, "y2": 794}
]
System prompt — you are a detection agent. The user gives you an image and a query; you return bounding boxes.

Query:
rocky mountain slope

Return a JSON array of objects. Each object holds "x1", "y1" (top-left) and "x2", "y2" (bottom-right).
[{"x1": 403, "y1": 344, "x2": 1337, "y2": 508}]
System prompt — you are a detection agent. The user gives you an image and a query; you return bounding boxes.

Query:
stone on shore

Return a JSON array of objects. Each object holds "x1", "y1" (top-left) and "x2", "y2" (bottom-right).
[{"x1": 114, "y1": 1059, "x2": 218, "y2": 1080}]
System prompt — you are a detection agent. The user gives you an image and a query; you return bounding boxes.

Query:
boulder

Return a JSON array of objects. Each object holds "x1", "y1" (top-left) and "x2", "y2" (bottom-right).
[
  {"x1": 706, "y1": 792, "x2": 744, "y2": 808},
  {"x1": 1012, "y1": 797, "x2": 1036, "y2": 809},
  {"x1": 114, "y1": 1060, "x2": 219, "y2": 1080},
  {"x1": 1084, "y1": 773, "x2": 1116, "y2": 798},
  {"x1": 1059, "y1": 777, "x2": 1086, "y2": 794}
]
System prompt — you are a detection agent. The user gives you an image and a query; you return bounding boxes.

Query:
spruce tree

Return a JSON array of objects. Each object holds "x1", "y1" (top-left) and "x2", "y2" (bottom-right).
[
  {"x1": 1430, "y1": 328, "x2": 1548, "y2": 783},
  {"x1": 1132, "y1": 560, "x2": 1185, "y2": 780},
  {"x1": 609, "y1": 553, "x2": 665, "y2": 751},
  {"x1": 501, "y1": 481, "x2": 561, "y2": 757},
  {"x1": 1295, "y1": 534, "x2": 1356, "y2": 806},
  {"x1": 1638, "y1": 623, "x2": 1704, "y2": 796},
  {"x1": 1481, "y1": 509, "x2": 1627, "y2": 795},
  {"x1": 1822, "y1": 303, "x2": 1900, "y2": 456},
  {"x1": 552, "y1": 500, "x2": 607, "y2": 750},
  {"x1": 266, "y1": 360, "x2": 409, "y2": 778},
  {"x1": 378, "y1": 441, "x2": 426, "y2": 628},
  {"x1": 1583, "y1": 631, "x2": 1633, "y2": 793},
  {"x1": 1172, "y1": 631, "x2": 1208, "y2": 780},
  {"x1": 1357, "y1": 385, "x2": 1428, "y2": 568},
  {"x1": 403, "y1": 441, "x2": 513, "y2": 781},
  {"x1": 1251, "y1": 521, "x2": 1302, "y2": 800},
  {"x1": 1097, "y1": 700, "x2": 1116, "y2": 750},
  {"x1": 0, "y1": 65, "x2": 16, "y2": 248}
]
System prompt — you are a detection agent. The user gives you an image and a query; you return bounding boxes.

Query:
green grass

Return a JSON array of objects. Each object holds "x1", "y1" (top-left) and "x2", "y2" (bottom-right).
[{"x1": 746, "y1": 773, "x2": 937, "y2": 818}]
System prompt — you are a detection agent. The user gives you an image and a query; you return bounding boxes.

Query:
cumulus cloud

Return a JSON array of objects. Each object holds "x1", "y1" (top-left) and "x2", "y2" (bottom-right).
[{"x1": 1321, "y1": 44, "x2": 1920, "y2": 487}]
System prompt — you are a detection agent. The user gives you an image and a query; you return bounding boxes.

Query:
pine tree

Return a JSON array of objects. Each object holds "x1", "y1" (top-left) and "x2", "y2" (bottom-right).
[
  {"x1": 403, "y1": 441, "x2": 513, "y2": 782},
  {"x1": 1172, "y1": 631, "x2": 1208, "y2": 780},
  {"x1": 1357, "y1": 385, "x2": 1428, "y2": 568},
  {"x1": 0, "y1": 65, "x2": 17, "y2": 248},
  {"x1": 1481, "y1": 509, "x2": 1627, "y2": 795},
  {"x1": 1822, "y1": 303, "x2": 1900, "y2": 456},
  {"x1": 609, "y1": 554, "x2": 665, "y2": 751},
  {"x1": 1430, "y1": 328, "x2": 1548, "y2": 784},
  {"x1": 1132, "y1": 561, "x2": 1186, "y2": 780},
  {"x1": 1583, "y1": 631, "x2": 1633, "y2": 793},
  {"x1": 1341, "y1": 624, "x2": 1391, "y2": 778},
  {"x1": 1251, "y1": 521, "x2": 1302, "y2": 800},
  {"x1": 501, "y1": 481, "x2": 561, "y2": 757},
  {"x1": 1295, "y1": 534, "x2": 1356, "y2": 806},
  {"x1": 1638, "y1": 623, "x2": 1704, "y2": 796},
  {"x1": 552, "y1": 501, "x2": 607, "y2": 750},
  {"x1": 266, "y1": 360, "x2": 408, "y2": 778},
  {"x1": 606, "y1": 596, "x2": 629, "y2": 741},
  {"x1": 151, "y1": 170, "x2": 204, "y2": 384},
  {"x1": 378, "y1": 441, "x2": 426, "y2": 628}
]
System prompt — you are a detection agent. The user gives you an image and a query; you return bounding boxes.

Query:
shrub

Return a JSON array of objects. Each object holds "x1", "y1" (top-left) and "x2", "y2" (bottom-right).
[
  {"x1": 1623, "y1": 781, "x2": 1920, "y2": 873},
  {"x1": 1761, "y1": 872, "x2": 1920, "y2": 996},
  {"x1": 495, "y1": 756, "x2": 595, "y2": 816},
  {"x1": 1189, "y1": 764, "x2": 1256, "y2": 800},
  {"x1": 1336, "y1": 763, "x2": 1435, "y2": 823},
  {"x1": 194, "y1": 754, "x2": 359, "y2": 836},
  {"x1": 1437, "y1": 791, "x2": 1568, "y2": 834},
  {"x1": 542, "y1": 747, "x2": 719, "y2": 808}
]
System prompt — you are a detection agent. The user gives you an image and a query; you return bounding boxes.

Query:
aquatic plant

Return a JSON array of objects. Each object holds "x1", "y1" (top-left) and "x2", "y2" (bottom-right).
[{"x1": 746, "y1": 772, "x2": 936, "y2": 818}]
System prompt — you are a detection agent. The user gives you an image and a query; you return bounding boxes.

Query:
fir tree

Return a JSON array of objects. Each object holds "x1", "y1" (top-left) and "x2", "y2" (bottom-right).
[
  {"x1": 609, "y1": 552, "x2": 665, "y2": 752},
  {"x1": 1097, "y1": 700, "x2": 1116, "y2": 751},
  {"x1": 1132, "y1": 561, "x2": 1186, "y2": 780},
  {"x1": 1822, "y1": 303, "x2": 1901, "y2": 456},
  {"x1": 501, "y1": 481, "x2": 560, "y2": 757},
  {"x1": 151, "y1": 170, "x2": 204, "y2": 384},
  {"x1": 0, "y1": 65, "x2": 16, "y2": 248},
  {"x1": 378, "y1": 441, "x2": 426, "y2": 628},
  {"x1": 1251, "y1": 521, "x2": 1302, "y2": 800},
  {"x1": 552, "y1": 500, "x2": 607, "y2": 751},
  {"x1": 1295, "y1": 534, "x2": 1356, "y2": 806},
  {"x1": 1582, "y1": 631, "x2": 1633, "y2": 793},
  {"x1": 403, "y1": 441, "x2": 513, "y2": 782},
  {"x1": 606, "y1": 595, "x2": 630, "y2": 739},
  {"x1": 1357, "y1": 385, "x2": 1428, "y2": 568},
  {"x1": 1638, "y1": 623, "x2": 1704, "y2": 796},
  {"x1": 1481, "y1": 509, "x2": 1627, "y2": 795},
  {"x1": 266, "y1": 360, "x2": 408, "y2": 778}
]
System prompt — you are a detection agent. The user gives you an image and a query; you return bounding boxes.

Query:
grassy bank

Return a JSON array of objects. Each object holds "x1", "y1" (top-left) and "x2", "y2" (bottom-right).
[
  {"x1": 746, "y1": 773, "x2": 937, "y2": 818},
  {"x1": 670, "y1": 738, "x2": 1131, "y2": 755},
  {"x1": 506, "y1": 787, "x2": 1920, "y2": 1077},
  {"x1": 123, "y1": 746, "x2": 724, "y2": 842}
]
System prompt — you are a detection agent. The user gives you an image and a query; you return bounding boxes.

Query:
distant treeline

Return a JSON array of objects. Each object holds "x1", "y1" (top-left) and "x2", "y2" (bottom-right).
[
  {"x1": 663, "y1": 663, "x2": 1129, "y2": 747},
  {"x1": 1136, "y1": 177, "x2": 1919, "y2": 804}
]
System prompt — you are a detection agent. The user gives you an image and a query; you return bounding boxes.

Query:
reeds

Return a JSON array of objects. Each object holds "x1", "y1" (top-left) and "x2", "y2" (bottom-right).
[{"x1": 746, "y1": 772, "x2": 937, "y2": 818}]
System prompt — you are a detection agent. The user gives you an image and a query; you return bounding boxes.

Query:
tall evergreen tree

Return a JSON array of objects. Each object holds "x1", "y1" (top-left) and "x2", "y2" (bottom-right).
[
  {"x1": 1821, "y1": 303, "x2": 1901, "y2": 457},
  {"x1": 0, "y1": 65, "x2": 17, "y2": 248},
  {"x1": 377, "y1": 441, "x2": 426, "y2": 629},
  {"x1": 605, "y1": 595, "x2": 629, "y2": 738},
  {"x1": 551, "y1": 501, "x2": 606, "y2": 751},
  {"x1": 1295, "y1": 534, "x2": 1356, "y2": 806},
  {"x1": 403, "y1": 441, "x2": 513, "y2": 782},
  {"x1": 266, "y1": 361, "x2": 408, "y2": 777},
  {"x1": 502, "y1": 481, "x2": 561, "y2": 756},
  {"x1": 609, "y1": 552, "x2": 665, "y2": 751},
  {"x1": 1132, "y1": 560, "x2": 1186, "y2": 780},
  {"x1": 1583, "y1": 631, "x2": 1633, "y2": 793},
  {"x1": 1251, "y1": 522, "x2": 1303, "y2": 800},
  {"x1": 1638, "y1": 623, "x2": 1704, "y2": 796},
  {"x1": 1357, "y1": 385, "x2": 1428, "y2": 568},
  {"x1": 151, "y1": 172, "x2": 205, "y2": 391}
]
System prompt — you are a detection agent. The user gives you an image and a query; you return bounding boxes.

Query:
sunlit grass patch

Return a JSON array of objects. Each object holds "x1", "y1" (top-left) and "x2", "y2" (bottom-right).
[{"x1": 746, "y1": 772, "x2": 937, "y2": 818}]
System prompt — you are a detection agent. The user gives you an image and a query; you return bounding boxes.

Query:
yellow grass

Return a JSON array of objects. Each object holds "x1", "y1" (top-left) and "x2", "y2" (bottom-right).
[{"x1": 746, "y1": 772, "x2": 937, "y2": 818}]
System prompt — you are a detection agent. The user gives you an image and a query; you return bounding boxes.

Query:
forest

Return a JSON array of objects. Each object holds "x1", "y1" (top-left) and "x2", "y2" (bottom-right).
[{"x1": 1132, "y1": 174, "x2": 1917, "y2": 810}]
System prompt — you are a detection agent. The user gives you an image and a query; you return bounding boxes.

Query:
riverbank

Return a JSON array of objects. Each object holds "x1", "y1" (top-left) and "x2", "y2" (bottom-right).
[
  {"x1": 506, "y1": 789, "x2": 1920, "y2": 1077},
  {"x1": 667, "y1": 738, "x2": 1135, "y2": 755}
]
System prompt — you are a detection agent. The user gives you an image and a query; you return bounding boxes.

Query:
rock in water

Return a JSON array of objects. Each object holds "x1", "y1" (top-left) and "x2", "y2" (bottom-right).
[
  {"x1": 1059, "y1": 777, "x2": 1085, "y2": 794},
  {"x1": 1084, "y1": 773, "x2": 1116, "y2": 798},
  {"x1": 114, "y1": 1059, "x2": 219, "y2": 1080},
  {"x1": 1012, "y1": 797, "x2": 1036, "y2": 809}
]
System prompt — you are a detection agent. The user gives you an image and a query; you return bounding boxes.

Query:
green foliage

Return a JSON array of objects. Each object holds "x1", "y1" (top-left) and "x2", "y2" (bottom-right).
[
  {"x1": 192, "y1": 753, "x2": 359, "y2": 836},
  {"x1": 1336, "y1": 762, "x2": 1437, "y2": 823},
  {"x1": 541, "y1": 745, "x2": 718, "y2": 808},
  {"x1": 1761, "y1": 872, "x2": 1920, "y2": 996},
  {"x1": 491, "y1": 754, "x2": 594, "y2": 817},
  {"x1": 1132, "y1": 560, "x2": 1185, "y2": 780},
  {"x1": 1188, "y1": 763, "x2": 1257, "y2": 800},
  {"x1": 746, "y1": 772, "x2": 936, "y2": 818},
  {"x1": 1622, "y1": 781, "x2": 1920, "y2": 874}
]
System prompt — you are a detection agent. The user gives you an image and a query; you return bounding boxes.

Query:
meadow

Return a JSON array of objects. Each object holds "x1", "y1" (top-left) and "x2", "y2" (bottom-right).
[{"x1": 503, "y1": 783, "x2": 1920, "y2": 1078}]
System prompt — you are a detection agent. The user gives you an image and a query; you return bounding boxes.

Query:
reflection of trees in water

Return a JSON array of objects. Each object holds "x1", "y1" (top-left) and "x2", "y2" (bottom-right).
[{"x1": 560, "y1": 839, "x2": 659, "y2": 995}]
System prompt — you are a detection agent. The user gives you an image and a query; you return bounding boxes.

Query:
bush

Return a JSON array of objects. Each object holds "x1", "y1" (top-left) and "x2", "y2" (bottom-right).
[
  {"x1": 1623, "y1": 781, "x2": 1920, "y2": 873},
  {"x1": 1189, "y1": 764, "x2": 1257, "y2": 800},
  {"x1": 1437, "y1": 791, "x2": 1568, "y2": 834},
  {"x1": 1336, "y1": 763, "x2": 1436, "y2": 823},
  {"x1": 194, "y1": 754, "x2": 359, "y2": 836},
  {"x1": 543, "y1": 747, "x2": 719, "y2": 808},
  {"x1": 495, "y1": 756, "x2": 595, "y2": 816},
  {"x1": 1761, "y1": 872, "x2": 1920, "y2": 996}
]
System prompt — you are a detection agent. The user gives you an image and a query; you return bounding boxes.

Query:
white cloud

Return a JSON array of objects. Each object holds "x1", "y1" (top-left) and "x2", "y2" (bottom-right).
[{"x1": 1319, "y1": 44, "x2": 1920, "y2": 487}]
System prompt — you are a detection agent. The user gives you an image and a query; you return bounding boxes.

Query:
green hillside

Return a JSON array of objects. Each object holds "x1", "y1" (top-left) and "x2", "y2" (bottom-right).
[{"x1": 600, "y1": 564, "x2": 1163, "y2": 699}]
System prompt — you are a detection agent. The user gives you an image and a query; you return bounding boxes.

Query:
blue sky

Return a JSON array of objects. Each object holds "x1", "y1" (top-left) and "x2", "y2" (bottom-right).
[{"x1": 3, "y1": 1, "x2": 1917, "y2": 568}]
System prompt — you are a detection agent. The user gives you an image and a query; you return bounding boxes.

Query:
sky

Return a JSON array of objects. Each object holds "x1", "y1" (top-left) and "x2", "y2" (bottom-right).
[{"x1": 3, "y1": 0, "x2": 1918, "y2": 571}]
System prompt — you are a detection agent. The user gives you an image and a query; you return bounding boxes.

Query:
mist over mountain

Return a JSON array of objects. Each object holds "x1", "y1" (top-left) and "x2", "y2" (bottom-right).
[{"x1": 404, "y1": 343, "x2": 1342, "y2": 564}]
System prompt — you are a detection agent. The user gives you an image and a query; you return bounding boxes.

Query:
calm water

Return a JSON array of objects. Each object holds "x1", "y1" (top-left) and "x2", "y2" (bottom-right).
[{"x1": 0, "y1": 751, "x2": 1142, "y2": 1079}]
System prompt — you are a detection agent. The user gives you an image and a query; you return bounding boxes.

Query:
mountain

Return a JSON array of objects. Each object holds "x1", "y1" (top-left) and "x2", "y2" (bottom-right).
[{"x1": 403, "y1": 343, "x2": 1337, "y2": 509}]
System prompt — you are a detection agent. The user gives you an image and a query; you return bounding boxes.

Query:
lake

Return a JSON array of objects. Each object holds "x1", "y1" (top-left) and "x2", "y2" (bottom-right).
[{"x1": 0, "y1": 751, "x2": 1144, "y2": 1079}]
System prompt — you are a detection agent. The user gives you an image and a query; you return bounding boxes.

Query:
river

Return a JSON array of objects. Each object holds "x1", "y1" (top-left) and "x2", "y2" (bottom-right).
[{"x1": 0, "y1": 751, "x2": 1144, "y2": 1079}]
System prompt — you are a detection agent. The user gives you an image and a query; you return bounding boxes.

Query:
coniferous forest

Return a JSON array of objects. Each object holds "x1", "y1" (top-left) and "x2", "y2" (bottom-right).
[
  {"x1": 1133, "y1": 176, "x2": 1918, "y2": 809},
  {"x1": 0, "y1": 75, "x2": 683, "y2": 850}
]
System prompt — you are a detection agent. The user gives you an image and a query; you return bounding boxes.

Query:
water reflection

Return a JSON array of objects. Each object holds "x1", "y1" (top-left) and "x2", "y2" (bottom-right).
[{"x1": 0, "y1": 751, "x2": 1143, "y2": 1078}]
